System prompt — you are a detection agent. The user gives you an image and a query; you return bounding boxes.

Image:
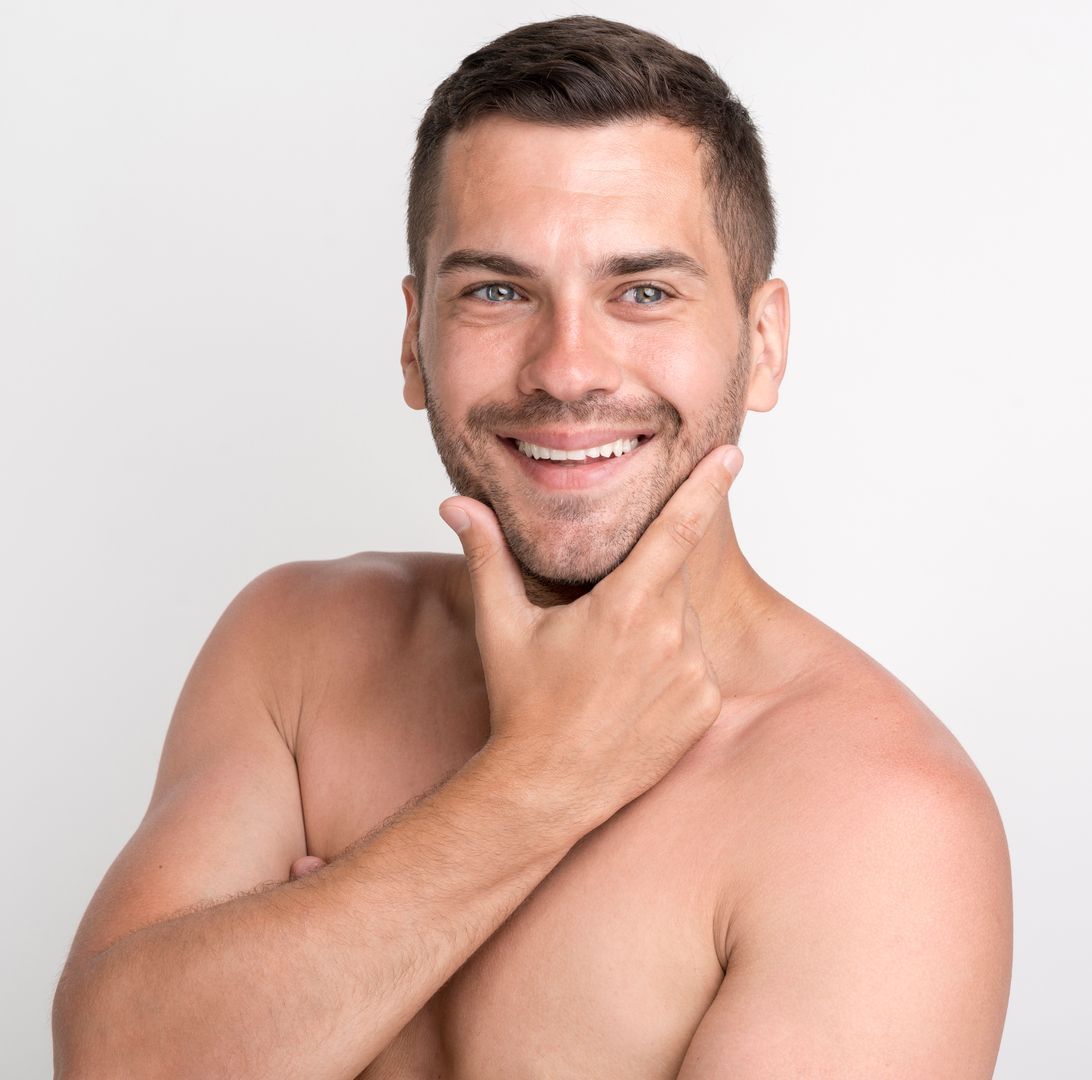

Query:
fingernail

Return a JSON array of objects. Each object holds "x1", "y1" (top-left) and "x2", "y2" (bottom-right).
[
  {"x1": 721, "y1": 446, "x2": 744, "y2": 478},
  {"x1": 439, "y1": 505, "x2": 471, "y2": 534}
]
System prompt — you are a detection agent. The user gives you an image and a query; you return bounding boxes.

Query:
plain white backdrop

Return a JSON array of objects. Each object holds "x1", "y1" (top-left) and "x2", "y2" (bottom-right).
[{"x1": 2, "y1": 1, "x2": 1089, "y2": 1074}]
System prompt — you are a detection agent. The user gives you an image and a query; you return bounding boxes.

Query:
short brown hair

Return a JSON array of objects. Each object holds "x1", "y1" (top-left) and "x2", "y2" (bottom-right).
[{"x1": 407, "y1": 15, "x2": 777, "y2": 317}]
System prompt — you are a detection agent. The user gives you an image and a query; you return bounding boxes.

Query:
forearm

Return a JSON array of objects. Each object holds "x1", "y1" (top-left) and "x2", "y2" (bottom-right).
[{"x1": 53, "y1": 749, "x2": 587, "y2": 1080}]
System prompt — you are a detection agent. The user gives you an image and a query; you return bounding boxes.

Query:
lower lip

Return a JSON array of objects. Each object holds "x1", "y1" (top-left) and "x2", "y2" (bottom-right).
[{"x1": 498, "y1": 436, "x2": 652, "y2": 491}]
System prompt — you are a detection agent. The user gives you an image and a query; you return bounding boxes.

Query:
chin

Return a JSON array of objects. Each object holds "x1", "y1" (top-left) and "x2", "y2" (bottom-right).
[
  {"x1": 518, "y1": 555, "x2": 611, "y2": 589},
  {"x1": 503, "y1": 522, "x2": 637, "y2": 588}
]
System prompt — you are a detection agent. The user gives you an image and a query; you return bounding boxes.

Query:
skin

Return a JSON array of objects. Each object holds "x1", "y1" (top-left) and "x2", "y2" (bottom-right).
[
  {"x1": 309, "y1": 114, "x2": 1006, "y2": 1073},
  {"x1": 68, "y1": 114, "x2": 1010, "y2": 1077},
  {"x1": 402, "y1": 115, "x2": 780, "y2": 630}
]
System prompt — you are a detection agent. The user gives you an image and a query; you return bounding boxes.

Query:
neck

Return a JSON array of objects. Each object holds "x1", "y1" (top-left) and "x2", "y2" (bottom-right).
[
  {"x1": 659, "y1": 499, "x2": 792, "y2": 701},
  {"x1": 449, "y1": 499, "x2": 807, "y2": 704}
]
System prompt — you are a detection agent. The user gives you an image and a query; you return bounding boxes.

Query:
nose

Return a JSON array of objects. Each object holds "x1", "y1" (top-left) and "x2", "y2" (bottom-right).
[{"x1": 516, "y1": 300, "x2": 623, "y2": 401}]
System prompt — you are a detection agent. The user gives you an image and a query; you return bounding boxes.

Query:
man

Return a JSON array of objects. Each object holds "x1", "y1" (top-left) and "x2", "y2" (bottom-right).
[{"x1": 53, "y1": 15, "x2": 1012, "y2": 1078}]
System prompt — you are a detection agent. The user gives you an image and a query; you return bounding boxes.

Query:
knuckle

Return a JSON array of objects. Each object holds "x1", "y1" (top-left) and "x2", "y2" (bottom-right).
[
  {"x1": 701, "y1": 471, "x2": 729, "y2": 502},
  {"x1": 684, "y1": 652, "x2": 711, "y2": 684},
  {"x1": 668, "y1": 510, "x2": 705, "y2": 552},
  {"x1": 695, "y1": 679, "x2": 723, "y2": 719},
  {"x1": 649, "y1": 617, "x2": 684, "y2": 659},
  {"x1": 463, "y1": 540, "x2": 497, "y2": 575},
  {"x1": 662, "y1": 578, "x2": 687, "y2": 611}
]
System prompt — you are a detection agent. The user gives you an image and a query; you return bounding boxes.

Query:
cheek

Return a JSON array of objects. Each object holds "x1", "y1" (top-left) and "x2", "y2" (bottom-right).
[
  {"x1": 433, "y1": 320, "x2": 525, "y2": 391},
  {"x1": 634, "y1": 338, "x2": 725, "y2": 415},
  {"x1": 443, "y1": 316, "x2": 528, "y2": 362}
]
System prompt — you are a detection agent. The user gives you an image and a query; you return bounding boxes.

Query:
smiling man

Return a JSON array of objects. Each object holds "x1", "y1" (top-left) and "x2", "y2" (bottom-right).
[{"x1": 53, "y1": 15, "x2": 1012, "y2": 1080}]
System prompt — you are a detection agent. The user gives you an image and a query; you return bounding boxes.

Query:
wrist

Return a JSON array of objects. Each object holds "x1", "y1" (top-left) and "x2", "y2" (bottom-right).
[{"x1": 462, "y1": 740, "x2": 610, "y2": 845}]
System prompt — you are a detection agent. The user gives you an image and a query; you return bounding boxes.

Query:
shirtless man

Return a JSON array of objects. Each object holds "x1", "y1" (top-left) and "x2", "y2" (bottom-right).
[{"x1": 52, "y1": 15, "x2": 1012, "y2": 1079}]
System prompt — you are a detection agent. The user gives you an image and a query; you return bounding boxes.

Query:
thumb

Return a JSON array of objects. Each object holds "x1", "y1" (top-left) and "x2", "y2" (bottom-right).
[{"x1": 439, "y1": 496, "x2": 531, "y2": 621}]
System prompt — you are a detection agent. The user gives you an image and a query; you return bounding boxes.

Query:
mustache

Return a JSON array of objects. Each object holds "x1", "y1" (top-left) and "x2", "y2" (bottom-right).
[{"x1": 466, "y1": 392, "x2": 682, "y2": 437}]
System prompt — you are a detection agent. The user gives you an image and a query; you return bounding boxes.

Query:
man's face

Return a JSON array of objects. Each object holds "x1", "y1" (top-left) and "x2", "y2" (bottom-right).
[{"x1": 402, "y1": 115, "x2": 756, "y2": 588}]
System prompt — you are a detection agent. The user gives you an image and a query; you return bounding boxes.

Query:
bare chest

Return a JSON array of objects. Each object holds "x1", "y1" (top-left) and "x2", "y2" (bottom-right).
[{"x1": 295, "y1": 679, "x2": 733, "y2": 1079}]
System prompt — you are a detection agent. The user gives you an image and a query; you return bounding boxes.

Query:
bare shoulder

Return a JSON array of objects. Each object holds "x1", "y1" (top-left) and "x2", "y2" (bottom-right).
[
  {"x1": 679, "y1": 642, "x2": 1013, "y2": 1074},
  {"x1": 725, "y1": 640, "x2": 1011, "y2": 891},
  {"x1": 281, "y1": 549, "x2": 456, "y2": 630},
  {"x1": 239, "y1": 550, "x2": 463, "y2": 748}
]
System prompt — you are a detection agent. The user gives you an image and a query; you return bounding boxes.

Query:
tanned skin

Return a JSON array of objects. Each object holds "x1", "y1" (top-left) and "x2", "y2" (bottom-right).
[{"x1": 53, "y1": 116, "x2": 1011, "y2": 1079}]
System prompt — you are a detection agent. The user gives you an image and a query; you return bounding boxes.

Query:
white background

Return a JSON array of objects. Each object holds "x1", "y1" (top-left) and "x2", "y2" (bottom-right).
[{"x1": 2, "y1": 1, "x2": 1089, "y2": 1075}]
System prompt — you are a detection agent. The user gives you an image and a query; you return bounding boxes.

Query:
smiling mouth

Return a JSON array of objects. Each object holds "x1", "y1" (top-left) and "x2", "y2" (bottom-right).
[{"x1": 500, "y1": 433, "x2": 653, "y2": 465}]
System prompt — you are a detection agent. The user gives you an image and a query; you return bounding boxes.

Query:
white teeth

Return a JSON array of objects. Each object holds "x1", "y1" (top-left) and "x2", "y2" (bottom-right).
[{"x1": 515, "y1": 436, "x2": 641, "y2": 461}]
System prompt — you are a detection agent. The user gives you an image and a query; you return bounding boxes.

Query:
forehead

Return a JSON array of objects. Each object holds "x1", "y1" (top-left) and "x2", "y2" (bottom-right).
[{"x1": 429, "y1": 115, "x2": 721, "y2": 274}]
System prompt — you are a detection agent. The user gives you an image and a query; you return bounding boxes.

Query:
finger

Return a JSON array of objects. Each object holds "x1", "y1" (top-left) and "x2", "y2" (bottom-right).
[
  {"x1": 684, "y1": 599, "x2": 708, "y2": 652},
  {"x1": 660, "y1": 562, "x2": 688, "y2": 613},
  {"x1": 290, "y1": 856, "x2": 327, "y2": 879},
  {"x1": 439, "y1": 495, "x2": 533, "y2": 625},
  {"x1": 603, "y1": 444, "x2": 743, "y2": 599}
]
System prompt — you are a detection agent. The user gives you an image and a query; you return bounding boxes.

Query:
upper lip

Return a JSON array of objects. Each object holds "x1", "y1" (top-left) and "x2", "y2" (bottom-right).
[{"x1": 497, "y1": 428, "x2": 653, "y2": 450}]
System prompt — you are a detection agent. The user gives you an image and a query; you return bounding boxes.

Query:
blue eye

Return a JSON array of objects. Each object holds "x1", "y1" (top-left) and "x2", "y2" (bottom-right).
[
  {"x1": 624, "y1": 284, "x2": 667, "y2": 304},
  {"x1": 472, "y1": 283, "x2": 521, "y2": 303}
]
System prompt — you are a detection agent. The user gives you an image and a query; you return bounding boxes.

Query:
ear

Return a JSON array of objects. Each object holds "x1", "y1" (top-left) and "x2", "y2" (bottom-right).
[
  {"x1": 400, "y1": 274, "x2": 426, "y2": 410},
  {"x1": 744, "y1": 278, "x2": 790, "y2": 413}
]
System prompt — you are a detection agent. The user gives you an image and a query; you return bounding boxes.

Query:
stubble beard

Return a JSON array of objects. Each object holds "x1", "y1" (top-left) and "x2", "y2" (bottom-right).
[{"x1": 418, "y1": 334, "x2": 751, "y2": 590}]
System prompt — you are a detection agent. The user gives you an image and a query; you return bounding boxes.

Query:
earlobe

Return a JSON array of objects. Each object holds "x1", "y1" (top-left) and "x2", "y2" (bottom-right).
[
  {"x1": 744, "y1": 279, "x2": 790, "y2": 414},
  {"x1": 402, "y1": 357, "x2": 426, "y2": 410},
  {"x1": 745, "y1": 363, "x2": 779, "y2": 413}
]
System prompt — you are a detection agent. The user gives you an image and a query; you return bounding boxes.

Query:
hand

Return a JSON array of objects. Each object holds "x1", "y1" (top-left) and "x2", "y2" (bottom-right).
[
  {"x1": 289, "y1": 856, "x2": 328, "y2": 880},
  {"x1": 439, "y1": 443, "x2": 744, "y2": 826}
]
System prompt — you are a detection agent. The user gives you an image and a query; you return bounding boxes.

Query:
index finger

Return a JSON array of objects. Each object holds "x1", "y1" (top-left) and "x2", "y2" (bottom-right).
[{"x1": 601, "y1": 444, "x2": 742, "y2": 598}]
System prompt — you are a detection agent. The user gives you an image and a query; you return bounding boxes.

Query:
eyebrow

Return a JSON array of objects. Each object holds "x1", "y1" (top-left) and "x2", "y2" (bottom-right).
[{"x1": 435, "y1": 247, "x2": 708, "y2": 282}]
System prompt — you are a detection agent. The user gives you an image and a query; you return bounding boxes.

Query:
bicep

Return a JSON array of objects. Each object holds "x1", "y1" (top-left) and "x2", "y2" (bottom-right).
[
  {"x1": 63, "y1": 564, "x2": 312, "y2": 969},
  {"x1": 677, "y1": 767, "x2": 1013, "y2": 1079}
]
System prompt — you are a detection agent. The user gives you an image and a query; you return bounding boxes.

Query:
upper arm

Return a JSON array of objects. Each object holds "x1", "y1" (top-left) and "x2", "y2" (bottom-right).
[
  {"x1": 61, "y1": 563, "x2": 314, "y2": 971},
  {"x1": 677, "y1": 761, "x2": 1013, "y2": 1079}
]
